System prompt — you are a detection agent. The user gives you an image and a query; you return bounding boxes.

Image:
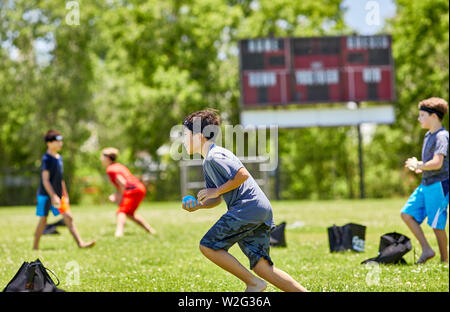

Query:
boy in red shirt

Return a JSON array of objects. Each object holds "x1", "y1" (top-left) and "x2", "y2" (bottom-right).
[{"x1": 101, "y1": 147, "x2": 156, "y2": 237}]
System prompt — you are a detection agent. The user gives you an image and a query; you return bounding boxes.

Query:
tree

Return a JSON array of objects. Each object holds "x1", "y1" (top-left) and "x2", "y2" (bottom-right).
[{"x1": 0, "y1": 0, "x2": 101, "y2": 204}]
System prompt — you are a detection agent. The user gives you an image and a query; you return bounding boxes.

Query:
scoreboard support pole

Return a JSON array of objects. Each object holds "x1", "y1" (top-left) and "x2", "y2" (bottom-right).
[
  {"x1": 275, "y1": 156, "x2": 281, "y2": 200},
  {"x1": 356, "y1": 102, "x2": 365, "y2": 199}
]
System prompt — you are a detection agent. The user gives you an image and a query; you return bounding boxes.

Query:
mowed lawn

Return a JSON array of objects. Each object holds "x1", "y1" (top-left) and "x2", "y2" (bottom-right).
[{"x1": 0, "y1": 199, "x2": 448, "y2": 292}]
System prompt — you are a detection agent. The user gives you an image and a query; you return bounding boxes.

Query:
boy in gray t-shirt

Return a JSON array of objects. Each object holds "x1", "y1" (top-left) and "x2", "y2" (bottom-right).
[
  {"x1": 203, "y1": 145, "x2": 274, "y2": 228},
  {"x1": 181, "y1": 109, "x2": 307, "y2": 292},
  {"x1": 402, "y1": 97, "x2": 449, "y2": 264}
]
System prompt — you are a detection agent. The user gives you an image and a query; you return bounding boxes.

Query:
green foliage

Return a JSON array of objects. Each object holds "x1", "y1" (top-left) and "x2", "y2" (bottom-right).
[
  {"x1": 0, "y1": 0, "x2": 102, "y2": 203},
  {"x1": 279, "y1": 126, "x2": 359, "y2": 200},
  {"x1": 0, "y1": 0, "x2": 448, "y2": 204}
]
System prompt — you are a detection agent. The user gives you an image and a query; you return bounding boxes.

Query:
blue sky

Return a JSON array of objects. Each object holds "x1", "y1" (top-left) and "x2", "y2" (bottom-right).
[{"x1": 341, "y1": 0, "x2": 397, "y2": 35}]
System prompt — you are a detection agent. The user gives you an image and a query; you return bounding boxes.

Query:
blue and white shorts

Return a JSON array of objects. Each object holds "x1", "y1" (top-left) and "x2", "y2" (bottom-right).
[
  {"x1": 36, "y1": 195, "x2": 61, "y2": 217},
  {"x1": 401, "y1": 179, "x2": 449, "y2": 230}
]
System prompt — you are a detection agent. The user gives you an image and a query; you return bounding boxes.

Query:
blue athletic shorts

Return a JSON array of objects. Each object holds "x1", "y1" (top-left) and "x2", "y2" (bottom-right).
[
  {"x1": 200, "y1": 213, "x2": 274, "y2": 270},
  {"x1": 36, "y1": 195, "x2": 61, "y2": 217},
  {"x1": 401, "y1": 179, "x2": 449, "y2": 230}
]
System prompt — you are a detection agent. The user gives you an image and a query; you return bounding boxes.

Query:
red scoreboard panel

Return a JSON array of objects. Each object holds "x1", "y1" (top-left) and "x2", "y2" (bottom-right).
[{"x1": 239, "y1": 35, "x2": 395, "y2": 107}]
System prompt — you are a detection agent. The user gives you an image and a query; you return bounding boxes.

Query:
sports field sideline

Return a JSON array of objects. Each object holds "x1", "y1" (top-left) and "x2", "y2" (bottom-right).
[{"x1": 0, "y1": 199, "x2": 448, "y2": 292}]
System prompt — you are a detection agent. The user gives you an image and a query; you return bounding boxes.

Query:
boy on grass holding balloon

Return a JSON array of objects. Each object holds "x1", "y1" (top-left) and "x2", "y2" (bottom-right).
[
  {"x1": 33, "y1": 130, "x2": 96, "y2": 250},
  {"x1": 402, "y1": 97, "x2": 449, "y2": 264},
  {"x1": 181, "y1": 109, "x2": 307, "y2": 292}
]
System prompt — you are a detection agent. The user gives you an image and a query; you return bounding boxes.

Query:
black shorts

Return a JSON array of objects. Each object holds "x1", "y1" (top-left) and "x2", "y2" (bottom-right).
[{"x1": 200, "y1": 213, "x2": 273, "y2": 270}]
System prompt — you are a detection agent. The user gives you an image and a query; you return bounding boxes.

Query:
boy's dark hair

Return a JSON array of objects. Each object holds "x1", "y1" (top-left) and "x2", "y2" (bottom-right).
[
  {"x1": 101, "y1": 147, "x2": 119, "y2": 162},
  {"x1": 44, "y1": 130, "x2": 63, "y2": 143},
  {"x1": 418, "y1": 97, "x2": 448, "y2": 121},
  {"x1": 183, "y1": 108, "x2": 221, "y2": 140}
]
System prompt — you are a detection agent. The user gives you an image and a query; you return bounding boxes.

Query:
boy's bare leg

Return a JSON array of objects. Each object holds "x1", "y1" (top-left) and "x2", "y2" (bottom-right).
[
  {"x1": 127, "y1": 214, "x2": 156, "y2": 234},
  {"x1": 62, "y1": 211, "x2": 96, "y2": 248},
  {"x1": 199, "y1": 245, "x2": 266, "y2": 292},
  {"x1": 33, "y1": 217, "x2": 47, "y2": 250},
  {"x1": 253, "y1": 258, "x2": 308, "y2": 292},
  {"x1": 115, "y1": 212, "x2": 127, "y2": 237},
  {"x1": 401, "y1": 213, "x2": 435, "y2": 263},
  {"x1": 433, "y1": 229, "x2": 448, "y2": 263}
]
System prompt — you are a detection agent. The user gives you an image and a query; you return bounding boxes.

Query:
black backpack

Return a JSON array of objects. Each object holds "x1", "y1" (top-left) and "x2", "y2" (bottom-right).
[
  {"x1": 43, "y1": 218, "x2": 66, "y2": 235},
  {"x1": 361, "y1": 232, "x2": 412, "y2": 265},
  {"x1": 3, "y1": 259, "x2": 64, "y2": 292},
  {"x1": 327, "y1": 223, "x2": 366, "y2": 252},
  {"x1": 270, "y1": 222, "x2": 287, "y2": 247}
]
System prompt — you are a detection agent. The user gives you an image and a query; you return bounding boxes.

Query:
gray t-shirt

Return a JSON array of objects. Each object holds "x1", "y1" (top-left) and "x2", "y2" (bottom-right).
[
  {"x1": 202, "y1": 144, "x2": 274, "y2": 227},
  {"x1": 422, "y1": 127, "x2": 449, "y2": 185}
]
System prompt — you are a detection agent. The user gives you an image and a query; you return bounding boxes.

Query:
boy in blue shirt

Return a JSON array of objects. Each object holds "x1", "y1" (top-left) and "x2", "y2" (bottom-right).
[
  {"x1": 181, "y1": 109, "x2": 307, "y2": 292},
  {"x1": 33, "y1": 130, "x2": 96, "y2": 250},
  {"x1": 402, "y1": 98, "x2": 449, "y2": 264}
]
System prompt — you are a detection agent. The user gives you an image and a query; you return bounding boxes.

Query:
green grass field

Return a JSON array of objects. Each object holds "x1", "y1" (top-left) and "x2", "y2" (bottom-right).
[{"x1": 0, "y1": 199, "x2": 448, "y2": 292}]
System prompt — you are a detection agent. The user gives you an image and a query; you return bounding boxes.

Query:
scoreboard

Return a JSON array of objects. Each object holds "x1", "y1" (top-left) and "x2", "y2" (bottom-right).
[{"x1": 239, "y1": 35, "x2": 395, "y2": 107}]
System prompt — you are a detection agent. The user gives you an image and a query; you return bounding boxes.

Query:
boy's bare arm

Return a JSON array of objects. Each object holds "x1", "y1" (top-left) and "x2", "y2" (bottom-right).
[
  {"x1": 197, "y1": 167, "x2": 249, "y2": 204},
  {"x1": 62, "y1": 180, "x2": 69, "y2": 199},
  {"x1": 217, "y1": 167, "x2": 250, "y2": 195},
  {"x1": 406, "y1": 154, "x2": 445, "y2": 172},
  {"x1": 197, "y1": 196, "x2": 222, "y2": 209},
  {"x1": 110, "y1": 174, "x2": 126, "y2": 203},
  {"x1": 115, "y1": 174, "x2": 127, "y2": 193},
  {"x1": 418, "y1": 154, "x2": 445, "y2": 171}
]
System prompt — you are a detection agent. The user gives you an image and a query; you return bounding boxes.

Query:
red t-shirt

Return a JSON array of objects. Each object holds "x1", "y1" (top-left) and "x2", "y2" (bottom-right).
[{"x1": 106, "y1": 163, "x2": 145, "y2": 192}]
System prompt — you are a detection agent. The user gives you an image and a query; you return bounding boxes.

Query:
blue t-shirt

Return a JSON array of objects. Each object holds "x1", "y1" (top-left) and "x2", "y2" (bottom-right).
[
  {"x1": 421, "y1": 127, "x2": 449, "y2": 186},
  {"x1": 37, "y1": 153, "x2": 64, "y2": 197},
  {"x1": 202, "y1": 144, "x2": 274, "y2": 227}
]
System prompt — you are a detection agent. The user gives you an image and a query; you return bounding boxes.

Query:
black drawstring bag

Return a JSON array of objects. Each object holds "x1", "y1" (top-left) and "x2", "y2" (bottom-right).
[
  {"x1": 361, "y1": 232, "x2": 412, "y2": 265},
  {"x1": 270, "y1": 222, "x2": 287, "y2": 247},
  {"x1": 43, "y1": 225, "x2": 59, "y2": 235},
  {"x1": 43, "y1": 218, "x2": 66, "y2": 235},
  {"x1": 328, "y1": 223, "x2": 366, "y2": 252},
  {"x1": 3, "y1": 259, "x2": 64, "y2": 292}
]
